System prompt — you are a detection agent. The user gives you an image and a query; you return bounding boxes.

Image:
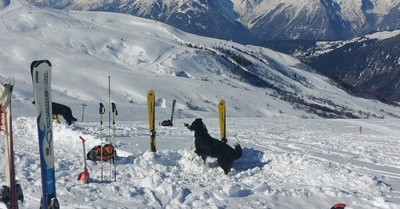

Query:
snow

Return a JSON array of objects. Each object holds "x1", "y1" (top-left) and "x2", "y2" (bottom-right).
[
  {"x1": 0, "y1": 0, "x2": 400, "y2": 208},
  {"x1": 365, "y1": 30, "x2": 400, "y2": 40},
  {"x1": 6, "y1": 117, "x2": 400, "y2": 209},
  {"x1": 302, "y1": 30, "x2": 400, "y2": 57}
]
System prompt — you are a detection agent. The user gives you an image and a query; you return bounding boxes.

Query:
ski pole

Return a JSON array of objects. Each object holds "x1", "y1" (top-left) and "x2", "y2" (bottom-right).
[
  {"x1": 99, "y1": 103, "x2": 105, "y2": 182},
  {"x1": 108, "y1": 76, "x2": 111, "y2": 182},
  {"x1": 112, "y1": 102, "x2": 118, "y2": 181}
]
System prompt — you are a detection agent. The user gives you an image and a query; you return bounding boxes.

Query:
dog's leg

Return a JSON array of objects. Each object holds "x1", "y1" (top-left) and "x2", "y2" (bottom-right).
[
  {"x1": 201, "y1": 156, "x2": 207, "y2": 164},
  {"x1": 190, "y1": 151, "x2": 208, "y2": 166},
  {"x1": 190, "y1": 151, "x2": 197, "y2": 161}
]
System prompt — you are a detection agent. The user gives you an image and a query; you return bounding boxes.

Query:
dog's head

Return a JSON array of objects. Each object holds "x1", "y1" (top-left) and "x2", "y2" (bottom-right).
[{"x1": 185, "y1": 118, "x2": 208, "y2": 133}]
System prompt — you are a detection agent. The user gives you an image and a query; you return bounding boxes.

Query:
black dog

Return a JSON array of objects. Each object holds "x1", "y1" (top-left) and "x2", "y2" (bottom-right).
[
  {"x1": 33, "y1": 101, "x2": 77, "y2": 125},
  {"x1": 52, "y1": 102, "x2": 77, "y2": 125},
  {"x1": 185, "y1": 118, "x2": 242, "y2": 174}
]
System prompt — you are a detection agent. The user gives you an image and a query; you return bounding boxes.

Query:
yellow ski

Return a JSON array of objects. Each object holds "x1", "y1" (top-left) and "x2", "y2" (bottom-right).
[
  {"x1": 147, "y1": 90, "x2": 156, "y2": 152},
  {"x1": 218, "y1": 100, "x2": 227, "y2": 143}
]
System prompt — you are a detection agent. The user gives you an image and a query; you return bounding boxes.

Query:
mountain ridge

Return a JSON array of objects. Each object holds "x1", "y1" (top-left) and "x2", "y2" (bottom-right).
[
  {"x1": 27, "y1": 0, "x2": 400, "y2": 44},
  {"x1": 297, "y1": 31, "x2": 400, "y2": 103}
]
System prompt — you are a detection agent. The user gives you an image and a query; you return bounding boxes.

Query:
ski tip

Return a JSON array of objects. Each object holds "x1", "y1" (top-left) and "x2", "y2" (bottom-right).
[
  {"x1": 30, "y1": 60, "x2": 52, "y2": 71},
  {"x1": 148, "y1": 90, "x2": 154, "y2": 97},
  {"x1": 5, "y1": 78, "x2": 15, "y2": 86},
  {"x1": 0, "y1": 78, "x2": 15, "y2": 91}
]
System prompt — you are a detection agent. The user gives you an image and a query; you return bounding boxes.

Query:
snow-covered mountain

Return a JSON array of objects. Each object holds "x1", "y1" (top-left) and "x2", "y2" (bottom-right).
[
  {"x1": 233, "y1": 0, "x2": 400, "y2": 40},
  {"x1": 1, "y1": 0, "x2": 399, "y2": 121},
  {"x1": 1, "y1": 1, "x2": 400, "y2": 208},
  {"x1": 27, "y1": 0, "x2": 400, "y2": 43}
]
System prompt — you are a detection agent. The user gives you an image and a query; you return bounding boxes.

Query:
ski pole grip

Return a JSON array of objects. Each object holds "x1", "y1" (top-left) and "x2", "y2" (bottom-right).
[
  {"x1": 79, "y1": 136, "x2": 85, "y2": 143},
  {"x1": 99, "y1": 103, "x2": 105, "y2": 114},
  {"x1": 112, "y1": 102, "x2": 118, "y2": 115}
]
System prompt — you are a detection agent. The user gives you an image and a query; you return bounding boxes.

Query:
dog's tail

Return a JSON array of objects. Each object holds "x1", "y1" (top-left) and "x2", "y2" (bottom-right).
[{"x1": 233, "y1": 142, "x2": 242, "y2": 160}]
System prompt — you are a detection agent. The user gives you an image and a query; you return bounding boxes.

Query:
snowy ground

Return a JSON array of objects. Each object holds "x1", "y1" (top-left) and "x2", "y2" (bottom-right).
[{"x1": 0, "y1": 116, "x2": 399, "y2": 209}]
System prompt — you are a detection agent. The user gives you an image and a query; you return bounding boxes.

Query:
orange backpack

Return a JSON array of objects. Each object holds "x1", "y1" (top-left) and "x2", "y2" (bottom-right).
[{"x1": 87, "y1": 144, "x2": 115, "y2": 162}]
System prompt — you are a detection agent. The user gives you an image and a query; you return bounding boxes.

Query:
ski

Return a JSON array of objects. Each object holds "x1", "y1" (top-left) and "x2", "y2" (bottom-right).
[
  {"x1": 218, "y1": 100, "x2": 227, "y2": 143},
  {"x1": 170, "y1": 99, "x2": 176, "y2": 126},
  {"x1": 147, "y1": 90, "x2": 156, "y2": 152},
  {"x1": 160, "y1": 99, "x2": 176, "y2": 126},
  {"x1": 111, "y1": 102, "x2": 118, "y2": 181},
  {"x1": 0, "y1": 78, "x2": 23, "y2": 209},
  {"x1": 30, "y1": 60, "x2": 59, "y2": 209}
]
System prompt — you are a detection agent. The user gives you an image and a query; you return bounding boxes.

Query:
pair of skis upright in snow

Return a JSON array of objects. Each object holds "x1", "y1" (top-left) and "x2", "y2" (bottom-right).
[{"x1": 0, "y1": 78, "x2": 24, "y2": 209}]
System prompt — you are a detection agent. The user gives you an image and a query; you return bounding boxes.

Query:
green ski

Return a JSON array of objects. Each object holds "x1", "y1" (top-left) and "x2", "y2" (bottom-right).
[
  {"x1": 160, "y1": 99, "x2": 176, "y2": 126},
  {"x1": 170, "y1": 99, "x2": 176, "y2": 126}
]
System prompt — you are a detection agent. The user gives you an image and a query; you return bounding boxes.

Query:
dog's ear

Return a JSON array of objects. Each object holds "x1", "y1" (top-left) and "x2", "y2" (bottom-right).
[
  {"x1": 194, "y1": 118, "x2": 207, "y2": 132},
  {"x1": 202, "y1": 123, "x2": 207, "y2": 132}
]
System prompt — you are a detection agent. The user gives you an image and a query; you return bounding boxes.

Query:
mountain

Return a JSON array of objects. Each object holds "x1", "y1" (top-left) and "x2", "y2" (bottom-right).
[
  {"x1": 1, "y1": 0, "x2": 399, "y2": 121},
  {"x1": 27, "y1": 0, "x2": 400, "y2": 44},
  {"x1": 294, "y1": 30, "x2": 400, "y2": 103}
]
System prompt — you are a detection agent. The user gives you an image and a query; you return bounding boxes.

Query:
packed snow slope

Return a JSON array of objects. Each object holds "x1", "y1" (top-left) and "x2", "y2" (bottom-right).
[{"x1": 0, "y1": 0, "x2": 400, "y2": 208}]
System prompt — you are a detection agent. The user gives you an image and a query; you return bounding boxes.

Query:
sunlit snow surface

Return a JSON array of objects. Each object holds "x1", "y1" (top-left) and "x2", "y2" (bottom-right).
[{"x1": 0, "y1": 0, "x2": 400, "y2": 208}]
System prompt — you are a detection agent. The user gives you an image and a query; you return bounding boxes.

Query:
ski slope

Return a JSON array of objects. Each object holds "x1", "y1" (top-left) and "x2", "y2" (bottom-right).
[{"x1": 0, "y1": 0, "x2": 399, "y2": 208}]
